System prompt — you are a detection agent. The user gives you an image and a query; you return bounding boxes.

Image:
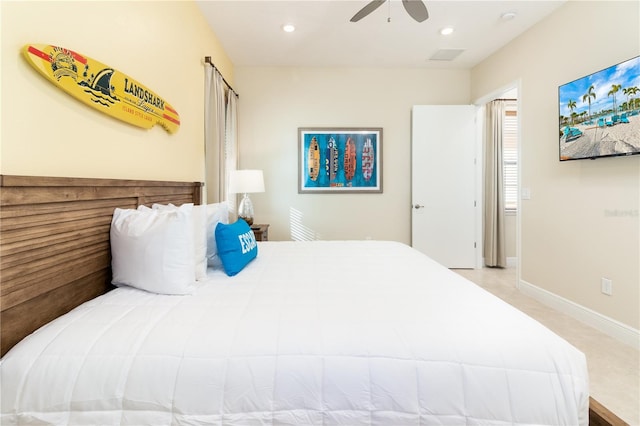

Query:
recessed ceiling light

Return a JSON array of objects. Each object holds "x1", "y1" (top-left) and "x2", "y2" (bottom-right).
[
  {"x1": 501, "y1": 11, "x2": 517, "y2": 20},
  {"x1": 282, "y1": 23, "x2": 296, "y2": 33},
  {"x1": 440, "y1": 27, "x2": 454, "y2": 36}
]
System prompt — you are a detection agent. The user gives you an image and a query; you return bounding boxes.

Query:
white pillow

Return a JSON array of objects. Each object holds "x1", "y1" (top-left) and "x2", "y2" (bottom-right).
[
  {"x1": 152, "y1": 203, "x2": 207, "y2": 281},
  {"x1": 110, "y1": 204, "x2": 196, "y2": 295},
  {"x1": 206, "y1": 202, "x2": 229, "y2": 267}
]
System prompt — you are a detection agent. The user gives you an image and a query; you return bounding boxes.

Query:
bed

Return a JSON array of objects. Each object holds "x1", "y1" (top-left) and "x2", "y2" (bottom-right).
[{"x1": 0, "y1": 175, "x2": 592, "y2": 425}]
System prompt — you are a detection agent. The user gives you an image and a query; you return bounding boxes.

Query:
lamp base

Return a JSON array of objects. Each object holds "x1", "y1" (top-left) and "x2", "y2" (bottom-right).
[
  {"x1": 238, "y1": 215, "x2": 254, "y2": 226},
  {"x1": 238, "y1": 193, "x2": 254, "y2": 226}
]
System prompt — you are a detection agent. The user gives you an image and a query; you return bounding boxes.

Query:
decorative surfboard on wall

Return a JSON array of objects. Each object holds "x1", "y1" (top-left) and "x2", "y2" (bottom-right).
[
  {"x1": 308, "y1": 137, "x2": 320, "y2": 181},
  {"x1": 22, "y1": 44, "x2": 180, "y2": 134}
]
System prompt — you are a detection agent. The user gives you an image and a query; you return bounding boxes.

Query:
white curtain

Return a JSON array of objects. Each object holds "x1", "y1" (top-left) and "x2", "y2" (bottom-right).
[
  {"x1": 204, "y1": 65, "x2": 237, "y2": 205},
  {"x1": 224, "y1": 89, "x2": 238, "y2": 212},
  {"x1": 483, "y1": 100, "x2": 507, "y2": 268}
]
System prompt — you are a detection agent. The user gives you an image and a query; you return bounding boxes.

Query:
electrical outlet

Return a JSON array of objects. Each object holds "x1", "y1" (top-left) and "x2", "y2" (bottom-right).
[{"x1": 601, "y1": 278, "x2": 613, "y2": 296}]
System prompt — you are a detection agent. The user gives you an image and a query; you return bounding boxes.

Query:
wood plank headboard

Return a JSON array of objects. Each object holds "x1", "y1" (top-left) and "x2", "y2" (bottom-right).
[{"x1": 0, "y1": 175, "x2": 203, "y2": 357}]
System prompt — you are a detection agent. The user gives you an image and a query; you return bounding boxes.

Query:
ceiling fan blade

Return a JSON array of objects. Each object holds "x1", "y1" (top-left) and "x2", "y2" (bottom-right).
[
  {"x1": 402, "y1": 0, "x2": 429, "y2": 22},
  {"x1": 350, "y1": 0, "x2": 387, "y2": 22}
]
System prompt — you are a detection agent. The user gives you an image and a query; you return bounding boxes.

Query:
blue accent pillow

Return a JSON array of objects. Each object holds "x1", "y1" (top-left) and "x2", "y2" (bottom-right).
[{"x1": 215, "y1": 219, "x2": 258, "y2": 276}]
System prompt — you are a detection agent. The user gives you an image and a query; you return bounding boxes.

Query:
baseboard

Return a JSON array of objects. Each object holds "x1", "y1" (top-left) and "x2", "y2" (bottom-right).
[{"x1": 518, "y1": 279, "x2": 640, "y2": 350}]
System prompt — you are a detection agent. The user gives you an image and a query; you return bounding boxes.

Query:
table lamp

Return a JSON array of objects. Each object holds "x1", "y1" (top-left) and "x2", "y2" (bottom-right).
[{"x1": 228, "y1": 169, "x2": 265, "y2": 226}]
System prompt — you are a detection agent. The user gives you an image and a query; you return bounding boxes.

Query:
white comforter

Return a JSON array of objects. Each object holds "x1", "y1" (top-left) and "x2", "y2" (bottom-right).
[{"x1": 1, "y1": 241, "x2": 588, "y2": 425}]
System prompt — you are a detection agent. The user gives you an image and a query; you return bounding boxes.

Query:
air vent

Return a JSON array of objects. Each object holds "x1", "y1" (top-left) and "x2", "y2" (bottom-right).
[{"x1": 429, "y1": 49, "x2": 465, "y2": 61}]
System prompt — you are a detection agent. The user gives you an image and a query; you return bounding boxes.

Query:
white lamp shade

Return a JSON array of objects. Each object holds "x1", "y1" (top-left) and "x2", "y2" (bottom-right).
[{"x1": 228, "y1": 170, "x2": 265, "y2": 194}]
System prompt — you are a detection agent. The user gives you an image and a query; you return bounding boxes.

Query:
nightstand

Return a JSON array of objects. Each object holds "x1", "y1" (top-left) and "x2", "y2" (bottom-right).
[{"x1": 251, "y1": 224, "x2": 269, "y2": 241}]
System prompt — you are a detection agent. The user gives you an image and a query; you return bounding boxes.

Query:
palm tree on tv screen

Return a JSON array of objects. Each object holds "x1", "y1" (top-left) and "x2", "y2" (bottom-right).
[
  {"x1": 608, "y1": 84, "x2": 621, "y2": 113},
  {"x1": 623, "y1": 86, "x2": 639, "y2": 111},
  {"x1": 567, "y1": 99, "x2": 577, "y2": 124},
  {"x1": 582, "y1": 85, "x2": 596, "y2": 121}
]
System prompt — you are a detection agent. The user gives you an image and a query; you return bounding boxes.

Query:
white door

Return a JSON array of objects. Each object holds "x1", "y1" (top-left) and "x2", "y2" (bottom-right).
[{"x1": 411, "y1": 105, "x2": 477, "y2": 268}]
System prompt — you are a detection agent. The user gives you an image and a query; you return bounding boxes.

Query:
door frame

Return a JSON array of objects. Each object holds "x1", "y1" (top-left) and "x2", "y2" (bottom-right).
[
  {"x1": 473, "y1": 79, "x2": 522, "y2": 276},
  {"x1": 473, "y1": 106, "x2": 483, "y2": 269}
]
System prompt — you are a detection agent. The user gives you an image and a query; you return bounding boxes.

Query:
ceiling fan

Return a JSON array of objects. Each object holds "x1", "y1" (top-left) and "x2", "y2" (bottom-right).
[{"x1": 350, "y1": 0, "x2": 429, "y2": 23}]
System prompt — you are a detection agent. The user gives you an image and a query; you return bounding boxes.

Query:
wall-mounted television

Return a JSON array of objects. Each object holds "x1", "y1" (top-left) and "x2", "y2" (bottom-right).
[{"x1": 558, "y1": 56, "x2": 639, "y2": 161}]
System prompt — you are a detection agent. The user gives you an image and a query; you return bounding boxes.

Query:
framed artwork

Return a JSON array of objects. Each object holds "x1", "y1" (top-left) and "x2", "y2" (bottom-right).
[{"x1": 298, "y1": 127, "x2": 383, "y2": 193}]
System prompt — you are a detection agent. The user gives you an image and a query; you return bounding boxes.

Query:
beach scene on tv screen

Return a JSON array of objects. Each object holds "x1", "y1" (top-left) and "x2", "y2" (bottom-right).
[{"x1": 559, "y1": 56, "x2": 639, "y2": 160}]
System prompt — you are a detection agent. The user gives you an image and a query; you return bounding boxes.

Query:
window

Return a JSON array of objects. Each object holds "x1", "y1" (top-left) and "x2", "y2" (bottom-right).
[{"x1": 503, "y1": 101, "x2": 518, "y2": 212}]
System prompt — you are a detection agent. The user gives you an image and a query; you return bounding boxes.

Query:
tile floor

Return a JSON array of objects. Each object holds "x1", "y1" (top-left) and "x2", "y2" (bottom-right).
[{"x1": 454, "y1": 267, "x2": 639, "y2": 425}]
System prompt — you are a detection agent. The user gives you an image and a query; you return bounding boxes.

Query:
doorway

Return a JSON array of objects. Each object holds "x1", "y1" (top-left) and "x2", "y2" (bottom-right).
[
  {"x1": 410, "y1": 86, "x2": 520, "y2": 271},
  {"x1": 478, "y1": 85, "x2": 520, "y2": 271}
]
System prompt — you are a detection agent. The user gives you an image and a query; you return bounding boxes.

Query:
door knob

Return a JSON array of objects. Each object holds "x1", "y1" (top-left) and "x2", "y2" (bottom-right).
[{"x1": 413, "y1": 204, "x2": 424, "y2": 209}]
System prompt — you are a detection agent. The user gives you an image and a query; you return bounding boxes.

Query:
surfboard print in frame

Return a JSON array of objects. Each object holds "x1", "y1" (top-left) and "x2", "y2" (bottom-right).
[{"x1": 23, "y1": 44, "x2": 180, "y2": 134}]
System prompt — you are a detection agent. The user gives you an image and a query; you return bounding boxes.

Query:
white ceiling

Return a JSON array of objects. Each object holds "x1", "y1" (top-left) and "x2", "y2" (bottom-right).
[{"x1": 197, "y1": 0, "x2": 565, "y2": 69}]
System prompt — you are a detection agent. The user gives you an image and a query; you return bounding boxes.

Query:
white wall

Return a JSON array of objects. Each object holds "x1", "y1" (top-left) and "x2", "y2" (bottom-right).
[
  {"x1": 505, "y1": 213, "x2": 517, "y2": 260},
  {"x1": 235, "y1": 67, "x2": 471, "y2": 243},
  {"x1": 472, "y1": 1, "x2": 639, "y2": 331}
]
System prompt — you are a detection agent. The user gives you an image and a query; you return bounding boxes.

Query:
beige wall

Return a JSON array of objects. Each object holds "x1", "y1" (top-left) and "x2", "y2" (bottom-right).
[
  {"x1": 472, "y1": 1, "x2": 639, "y2": 330},
  {"x1": 234, "y1": 67, "x2": 471, "y2": 243},
  {"x1": 1, "y1": 0, "x2": 233, "y2": 182}
]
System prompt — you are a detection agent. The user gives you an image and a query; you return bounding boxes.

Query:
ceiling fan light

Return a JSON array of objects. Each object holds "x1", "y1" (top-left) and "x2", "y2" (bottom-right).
[{"x1": 351, "y1": 0, "x2": 428, "y2": 23}]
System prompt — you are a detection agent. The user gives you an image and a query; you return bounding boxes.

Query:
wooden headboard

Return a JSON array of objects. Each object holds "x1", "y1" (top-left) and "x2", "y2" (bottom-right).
[{"x1": 0, "y1": 175, "x2": 203, "y2": 357}]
